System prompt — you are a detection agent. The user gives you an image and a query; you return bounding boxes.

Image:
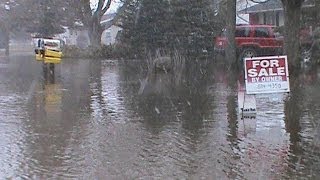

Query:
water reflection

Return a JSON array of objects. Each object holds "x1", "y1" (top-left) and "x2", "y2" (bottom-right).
[
  {"x1": 0, "y1": 55, "x2": 320, "y2": 178},
  {"x1": 226, "y1": 91, "x2": 242, "y2": 179},
  {"x1": 283, "y1": 70, "x2": 320, "y2": 179},
  {"x1": 221, "y1": 70, "x2": 290, "y2": 179},
  {"x1": 115, "y1": 59, "x2": 223, "y2": 178},
  {"x1": 21, "y1": 59, "x2": 93, "y2": 178},
  {"x1": 26, "y1": 77, "x2": 66, "y2": 178},
  {"x1": 31, "y1": 73, "x2": 61, "y2": 121},
  {"x1": 284, "y1": 83, "x2": 303, "y2": 178}
]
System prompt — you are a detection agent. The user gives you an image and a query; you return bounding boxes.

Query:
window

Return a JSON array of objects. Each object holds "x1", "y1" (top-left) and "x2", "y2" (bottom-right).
[
  {"x1": 235, "y1": 27, "x2": 250, "y2": 37},
  {"x1": 254, "y1": 27, "x2": 269, "y2": 38}
]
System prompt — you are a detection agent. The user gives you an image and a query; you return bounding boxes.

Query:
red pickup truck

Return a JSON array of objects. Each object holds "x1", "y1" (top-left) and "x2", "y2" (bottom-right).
[{"x1": 214, "y1": 24, "x2": 284, "y2": 58}]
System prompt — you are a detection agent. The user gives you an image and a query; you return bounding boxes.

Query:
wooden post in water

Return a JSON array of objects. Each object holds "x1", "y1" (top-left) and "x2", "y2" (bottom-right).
[{"x1": 49, "y1": 63, "x2": 55, "y2": 76}]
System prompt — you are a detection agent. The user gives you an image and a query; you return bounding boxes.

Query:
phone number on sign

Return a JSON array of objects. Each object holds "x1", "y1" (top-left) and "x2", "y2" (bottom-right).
[{"x1": 257, "y1": 83, "x2": 281, "y2": 89}]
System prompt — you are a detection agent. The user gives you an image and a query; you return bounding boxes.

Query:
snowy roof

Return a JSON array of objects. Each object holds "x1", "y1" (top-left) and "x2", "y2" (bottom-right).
[
  {"x1": 100, "y1": 13, "x2": 117, "y2": 29},
  {"x1": 101, "y1": 13, "x2": 116, "y2": 22},
  {"x1": 239, "y1": 0, "x2": 315, "y2": 14}
]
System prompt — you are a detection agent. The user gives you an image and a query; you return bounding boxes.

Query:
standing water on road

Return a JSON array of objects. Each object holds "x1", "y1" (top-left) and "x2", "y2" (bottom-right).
[{"x1": 0, "y1": 55, "x2": 320, "y2": 179}]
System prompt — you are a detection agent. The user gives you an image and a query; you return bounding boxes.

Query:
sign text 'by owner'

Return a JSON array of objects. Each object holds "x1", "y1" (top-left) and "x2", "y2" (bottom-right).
[{"x1": 244, "y1": 56, "x2": 290, "y2": 94}]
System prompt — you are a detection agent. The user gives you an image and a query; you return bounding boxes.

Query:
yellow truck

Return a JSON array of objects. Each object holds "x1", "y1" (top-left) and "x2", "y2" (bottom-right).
[{"x1": 34, "y1": 38, "x2": 63, "y2": 64}]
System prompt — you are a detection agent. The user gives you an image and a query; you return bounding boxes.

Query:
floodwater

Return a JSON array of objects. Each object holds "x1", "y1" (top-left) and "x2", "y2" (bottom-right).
[{"x1": 0, "y1": 54, "x2": 320, "y2": 179}]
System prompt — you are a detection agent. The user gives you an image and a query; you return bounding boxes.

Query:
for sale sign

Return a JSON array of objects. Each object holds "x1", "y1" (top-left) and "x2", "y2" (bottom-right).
[{"x1": 244, "y1": 56, "x2": 290, "y2": 94}]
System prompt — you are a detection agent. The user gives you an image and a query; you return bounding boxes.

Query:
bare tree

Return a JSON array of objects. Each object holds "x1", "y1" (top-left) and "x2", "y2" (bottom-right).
[
  {"x1": 0, "y1": 23, "x2": 9, "y2": 56},
  {"x1": 281, "y1": 0, "x2": 304, "y2": 73},
  {"x1": 0, "y1": 1, "x2": 11, "y2": 55},
  {"x1": 78, "y1": 0, "x2": 113, "y2": 48},
  {"x1": 225, "y1": 0, "x2": 237, "y2": 70},
  {"x1": 315, "y1": 0, "x2": 320, "y2": 20}
]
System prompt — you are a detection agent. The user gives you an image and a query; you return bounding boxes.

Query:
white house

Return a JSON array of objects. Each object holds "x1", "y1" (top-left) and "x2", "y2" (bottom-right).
[
  {"x1": 236, "y1": 0, "x2": 256, "y2": 24},
  {"x1": 101, "y1": 25, "x2": 122, "y2": 45},
  {"x1": 100, "y1": 13, "x2": 122, "y2": 46},
  {"x1": 55, "y1": 27, "x2": 90, "y2": 48},
  {"x1": 239, "y1": 0, "x2": 315, "y2": 26},
  {"x1": 54, "y1": 13, "x2": 121, "y2": 47},
  {"x1": 215, "y1": 0, "x2": 256, "y2": 24}
]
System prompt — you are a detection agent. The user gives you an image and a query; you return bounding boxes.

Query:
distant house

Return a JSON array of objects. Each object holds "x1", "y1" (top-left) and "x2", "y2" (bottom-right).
[
  {"x1": 239, "y1": 0, "x2": 315, "y2": 26},
  {"x1": 100, "y1": 13, "x2": 122, "y2": 45},
  {"x1": 236, "y1": 0, "x2": 256, "y2": 24},
  {"x1": 101, "y1": 25, "x2": 122, "y2": 45},
  {"x1": 214, "y1": 0, "x2": 256, "y2": 24},
  {"x1": 55, "y1": 13, "x2": 122, "y2": 47},
  {"x1": 55, "y1": 27, "x2": 90, "y2": 48}
]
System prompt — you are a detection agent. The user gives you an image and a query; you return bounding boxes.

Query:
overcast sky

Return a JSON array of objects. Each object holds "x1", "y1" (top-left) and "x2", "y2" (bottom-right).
[{"x1": 90, "y1": 0, "x2": 121, "y2": 13}]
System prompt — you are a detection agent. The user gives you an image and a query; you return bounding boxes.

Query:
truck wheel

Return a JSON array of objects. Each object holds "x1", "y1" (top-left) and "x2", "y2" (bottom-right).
[
  {"x1": 240, "y1": 48, "x2": 257, "y2": 59},
  {"x1": 238, "y1": 48, "x2": 257, "y2": 70}
]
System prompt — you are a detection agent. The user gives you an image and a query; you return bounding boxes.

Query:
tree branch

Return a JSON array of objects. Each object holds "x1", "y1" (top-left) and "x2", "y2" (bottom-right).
[
  {"x1": 97, "y1": 0, "x2": 105, "y2": 12},
  {"x1": 249, "y1": 0, "x2": 271, "y2": 3},
  {"x1": 80, "y1": 0, "x2": 92, "y2": 26},
  {"x1": 101, "y1": 0, "x2": 113, "y2": 15}
]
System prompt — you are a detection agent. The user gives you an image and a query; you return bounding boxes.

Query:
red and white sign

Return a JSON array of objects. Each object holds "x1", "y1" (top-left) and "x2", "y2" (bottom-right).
[{"x1": 244, "y1": 56, "x2": 290, "y2": 94}]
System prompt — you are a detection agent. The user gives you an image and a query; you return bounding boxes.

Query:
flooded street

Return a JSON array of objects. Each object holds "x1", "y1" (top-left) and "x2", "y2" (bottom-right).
[{"x1": 0, "y1": 54, "x2": 320, "y2": 179}]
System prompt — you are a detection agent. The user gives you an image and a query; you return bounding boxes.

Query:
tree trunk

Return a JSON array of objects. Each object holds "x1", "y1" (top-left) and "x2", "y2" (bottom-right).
[
  {"x1": 4, "y1": 30, "x2": 9, "y2": 56},
  {"x1": 316, "y1": 0, "x2": 320, "y2": 21},
  {"x1": 88, "y1": 14, "x2": 103, "y2": 48},
  {"x1": 225, "y1": 0, "x2": 237, "y2": 70},
  {"x1": 0, "y1": 22, "x2": 10, "y2": 56},
  {"x1": 225, "y1": 0, "x2": 238, "y2": 84},
  {"x1": 79, "y1": 0, "x2": 113, "y2": 48},
  {"x1": 281, "y1": 0, "x2": 303, "y2": 74}
]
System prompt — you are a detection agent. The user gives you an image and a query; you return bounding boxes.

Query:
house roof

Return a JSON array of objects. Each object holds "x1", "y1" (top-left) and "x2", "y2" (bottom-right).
[
  {"x1": 101, "y1": 13, "x2": 117, "y2": 29},
  {"x1": 101, "y1": 13, "x2": 116, "y2": 22},
  {"x1": 239, "y1": 0, "x2": 315, "y2": 14}
]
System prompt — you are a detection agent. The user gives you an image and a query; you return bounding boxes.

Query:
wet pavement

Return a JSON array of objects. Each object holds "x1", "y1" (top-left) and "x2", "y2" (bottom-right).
[{"x1": 0, "y1": 54, "x2": 320, "y2": 179}]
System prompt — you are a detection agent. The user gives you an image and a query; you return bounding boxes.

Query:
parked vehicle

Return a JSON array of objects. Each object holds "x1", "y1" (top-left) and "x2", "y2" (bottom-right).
[
  {"x1": 214, "y1": 24, "x2": 284, "y2": 59},
  {"x1": 34, "y1": 38, "x2": 63, "y2": 64}
]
